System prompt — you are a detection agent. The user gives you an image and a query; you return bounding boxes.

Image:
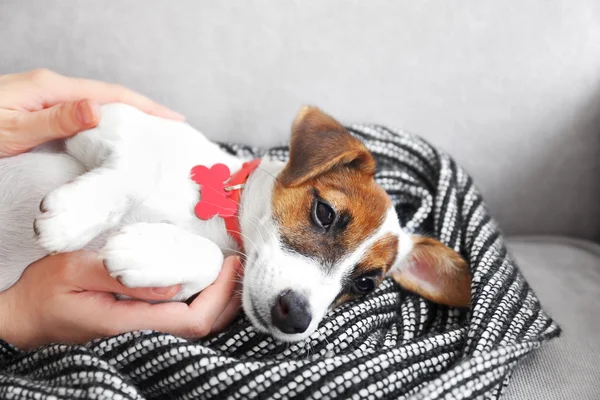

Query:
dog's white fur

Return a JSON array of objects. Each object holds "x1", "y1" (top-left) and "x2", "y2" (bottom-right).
[{"x1": 0, "y1": 103, "x2": 410, "y2": 341}]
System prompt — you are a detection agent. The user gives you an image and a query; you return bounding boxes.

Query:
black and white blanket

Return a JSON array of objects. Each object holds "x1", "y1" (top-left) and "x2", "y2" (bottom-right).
[{"x1": 0, "y1": 125, "x2": 560, "y2": 399}]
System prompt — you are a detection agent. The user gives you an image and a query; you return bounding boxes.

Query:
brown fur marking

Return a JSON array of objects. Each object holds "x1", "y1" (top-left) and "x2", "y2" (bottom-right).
[
  {"x1": 355, "y1": 233, "x2": 399, "y2": 276},
  {"x1": 273, "y1": 106, "x2": 391, "y2": 267},
  {"x1": 273, "y1": 168, "x2": 390, "y2": 265},
  {"x1": 273, "y1": 106, "x2": 399, "y2": 308},
  {"x1": 278, "y1": 106, "x2": 376, "y2": 187}
]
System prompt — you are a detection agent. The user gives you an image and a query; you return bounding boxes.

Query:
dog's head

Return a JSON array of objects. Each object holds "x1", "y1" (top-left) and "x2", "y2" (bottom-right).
[{"x1": 240, "y1": 106, "x2": 471, "y2": 342}]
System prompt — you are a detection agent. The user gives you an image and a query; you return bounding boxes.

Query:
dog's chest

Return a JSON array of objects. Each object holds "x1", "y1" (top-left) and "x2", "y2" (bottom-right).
[
  {"x1": 122, "y1": 144, "x2": 243, "y2": 254},
  {"x1": 67, "y1": 104, "x2": 246, "y2": 255}
]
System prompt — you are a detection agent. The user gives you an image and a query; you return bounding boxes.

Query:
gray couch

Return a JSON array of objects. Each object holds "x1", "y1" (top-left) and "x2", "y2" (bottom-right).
[{"x1": 1, "y1": 1, "x2": 598, "y2": 398}]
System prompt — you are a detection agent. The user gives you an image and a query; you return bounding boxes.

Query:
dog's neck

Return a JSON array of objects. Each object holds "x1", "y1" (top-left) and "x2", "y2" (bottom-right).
[
  {"x1": 219, "y1": 159, "x2": 262, "y2": 250},
  {"x1": 238, "y1": 158, "x2": 285, "y2": 255}
]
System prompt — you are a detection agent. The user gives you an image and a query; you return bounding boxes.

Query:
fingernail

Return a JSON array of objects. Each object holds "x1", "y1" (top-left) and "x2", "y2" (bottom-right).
[
  {"x1": 76, "y1": 100, "x2": 99, "y2": 126},
  {"x1": 152, "y1": 286, "x2": 175, "y2": 295}
]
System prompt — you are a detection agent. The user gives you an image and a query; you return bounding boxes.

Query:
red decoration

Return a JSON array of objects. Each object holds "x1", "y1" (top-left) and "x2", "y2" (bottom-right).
[
  {"x1": 190, "y1": 164, "x2": 238, "y2": 220},
  {"x1": 190, "y1": 159, "x2": 262, "y2": 250}
]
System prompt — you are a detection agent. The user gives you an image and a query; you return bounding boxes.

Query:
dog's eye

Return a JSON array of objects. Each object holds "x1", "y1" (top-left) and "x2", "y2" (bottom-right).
[
  {"x1": 313, "y1": 200, "x2": 335, "y2": 230},
  {"x1": 352, "y1": 275, "x2": 376, "y2": 294}
]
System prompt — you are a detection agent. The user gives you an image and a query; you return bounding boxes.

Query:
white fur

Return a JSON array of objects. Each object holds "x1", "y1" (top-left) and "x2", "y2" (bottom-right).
[
  {"x1": 0, "y1": 103, "x2": 409, "y2": 342},
  {"x1": 102, "y1": 222, "x2": 224, "y2": 300},
  {"x1": 1, "y1": 103, "x2": 244, "y2": 298}
]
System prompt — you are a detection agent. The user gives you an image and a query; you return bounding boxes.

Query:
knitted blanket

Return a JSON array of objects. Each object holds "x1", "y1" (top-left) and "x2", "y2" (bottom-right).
[{"x1": 0, "y1": 125, "x2": 560, "y2": 400}]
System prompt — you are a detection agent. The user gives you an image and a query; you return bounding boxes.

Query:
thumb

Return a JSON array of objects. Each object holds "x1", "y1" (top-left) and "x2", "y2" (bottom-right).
[{"x1": 19, "y1": 99, "x2": 101, "y2": 143}]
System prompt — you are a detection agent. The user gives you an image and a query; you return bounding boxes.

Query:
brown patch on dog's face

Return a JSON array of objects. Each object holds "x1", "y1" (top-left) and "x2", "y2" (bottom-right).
[
  {"x1": 268, "y1": 105, "x2": 406, "y2": 324},
  {"x1": 355, "y1": 233, "x2": 399, "y2": 276},
  {"x1": 272, "y1": 167, "x2": 391, "y2": 267},
  {"x1": 332, "y1": 233, "x2": 399, "y2": 307},
  {"x1": 272, "y1": 106, "x2": 391, "y2": 269}
]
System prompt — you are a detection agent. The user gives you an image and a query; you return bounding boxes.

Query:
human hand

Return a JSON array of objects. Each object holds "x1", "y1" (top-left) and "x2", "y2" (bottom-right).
[
  {"x1": 0, "y1": 251, "x2": 242, "y2": 350},
  {"x1": 0, "y1": 68, "x2": 184, "y2": 157}
]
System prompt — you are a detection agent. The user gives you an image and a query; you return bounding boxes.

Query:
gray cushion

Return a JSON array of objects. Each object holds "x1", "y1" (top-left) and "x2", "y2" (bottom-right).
[
  {"x1": 1, "y1": 0, "x2": 599, "y2": 242},
  {"x1": 503, "y1": 236, "x2": 600, "y2": 400}
]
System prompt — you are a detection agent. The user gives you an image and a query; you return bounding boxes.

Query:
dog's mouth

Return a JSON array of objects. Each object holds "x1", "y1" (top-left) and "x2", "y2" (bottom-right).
[
  {"x1": 248, "y1": 295, "x2": 270, "y2": 330},
  {"x1": 241, "y1": 280, "x2": 271, "y2": 335},
  {"x1": 241, "y1": 253, "x2": 268, "y2": 331},
  {"x1": 241, "y1": 251, "x2": 322, "y2": 342}
]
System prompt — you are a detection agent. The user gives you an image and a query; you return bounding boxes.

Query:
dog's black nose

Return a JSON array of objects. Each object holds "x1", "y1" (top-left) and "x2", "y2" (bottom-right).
[{"x1": 271, "y1": 290, "x2": 312, "y2": 334}]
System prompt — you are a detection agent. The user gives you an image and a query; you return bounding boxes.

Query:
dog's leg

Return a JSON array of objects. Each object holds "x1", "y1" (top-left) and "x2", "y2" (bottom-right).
[
  {"x1": 34, "y1": 168, "x2": 131, "y2": 253},
  {"x1": 101, "y1": 222, "x2": 224, "y2": 302}
]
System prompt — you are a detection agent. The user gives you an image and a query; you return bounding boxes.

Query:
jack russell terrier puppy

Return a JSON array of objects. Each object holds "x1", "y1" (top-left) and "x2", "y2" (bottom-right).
[{"x1": 0, "y1": 104, "x2": 471, "y2": 342}]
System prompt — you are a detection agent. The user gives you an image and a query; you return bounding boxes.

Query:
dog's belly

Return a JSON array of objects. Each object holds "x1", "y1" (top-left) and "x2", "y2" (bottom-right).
[
  {"x1": 119, "y1": 186, "x2": 238, "y2": 257},
  {"x1": 0, "y1": 151, "x2": 85, "y2": 290},
  {"x1": 76, "y1": 104, "x2": 244, "y2": 253},
  {"x1": 0, "y1": 105, "x2": 244, "y2": 291}
]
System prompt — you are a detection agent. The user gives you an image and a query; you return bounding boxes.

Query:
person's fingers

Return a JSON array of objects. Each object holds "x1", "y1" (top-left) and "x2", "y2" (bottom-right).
[
  {"x1": 56, "y1": 251, "x2": 181, "y2": 301},
  {"x1": 0, "y1": 100, "x2": 100, "y2": 157},
  {"x1": 85, "y1": 256, "x2": 243, "y2": 338},
  {"x1": 187, "y1": 256, "x2": 242, "y2": 318},
  {"x1": 210, "y1": 285, "x2": 242, "y2": 334},
  {"x1": 1, "y1": 69, "x2": 183, "y2": 120},
  {"x1": 209, "y1": 256, "x2": 244, "y2": 333},
  {"x1": 79, "y1": 296, "x2": 189, "y2": 337},
  {"x1": 41, "y1": 74, "x2": 184, "y2": 121},
  {"x1": 7, "y1": 99, "x2": 100, "y2": 147},
  {"x1": 173, "y1": 255, "x2": 242, "y2": 337}
]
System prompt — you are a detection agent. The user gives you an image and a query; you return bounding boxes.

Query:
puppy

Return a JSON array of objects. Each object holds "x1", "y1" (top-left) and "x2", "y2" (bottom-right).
[{"x1": 0, "y1": 104, "x2": 470, "y2": 342}]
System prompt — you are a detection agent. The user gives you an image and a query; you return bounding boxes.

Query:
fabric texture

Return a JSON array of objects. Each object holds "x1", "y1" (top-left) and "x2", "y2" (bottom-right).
[
  {"x1": 0, "y1": 125, "x2": 560, "y2": 399},
  {"x1": 502, "y1": 237, "x2": 600, "y2": 400}
]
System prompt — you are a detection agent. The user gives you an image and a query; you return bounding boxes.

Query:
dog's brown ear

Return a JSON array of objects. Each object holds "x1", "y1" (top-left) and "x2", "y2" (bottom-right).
[
  {"x1": 278, "y1": 106, "x2": 376, "y2": 187},
  {"x1": 389, "y1": 235, "x2": 472, "y2": 307}
]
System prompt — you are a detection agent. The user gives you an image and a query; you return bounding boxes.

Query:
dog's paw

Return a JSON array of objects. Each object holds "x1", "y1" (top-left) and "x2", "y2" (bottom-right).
[
  {"x1": 101, "y1": 223, "x2": 224, "y2": 302},
  {"x1": 34, "y1": 180, "x2": 127, "y2": 253}
]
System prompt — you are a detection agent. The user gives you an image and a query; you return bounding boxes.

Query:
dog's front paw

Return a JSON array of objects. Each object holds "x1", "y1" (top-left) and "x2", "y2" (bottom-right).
[
  {"x1": 35, "y1": 180, "x2": 126, "y2": 253},
  {"x1": 101, "y1": 223, "x2": 224, "y2": 302}
]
